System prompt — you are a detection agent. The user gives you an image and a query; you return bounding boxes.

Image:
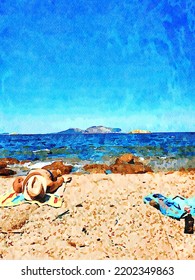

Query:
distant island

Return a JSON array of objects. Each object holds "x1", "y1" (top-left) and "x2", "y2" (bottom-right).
[
  {"x1": 0, "y1": 126, "x2": 152, "y2": 135},
  {"x1": 0, "y1": 132, "x2": 18, "y2": 135},
  {"x1": 58, "y1": 128, "x2": 84, "y2": 134},
  {"x1": 129, "y1": 129, "x2": 151, "y2": 134},
  {"x1": 58, "y1": 126, "x2": 122, "y2": 134}
]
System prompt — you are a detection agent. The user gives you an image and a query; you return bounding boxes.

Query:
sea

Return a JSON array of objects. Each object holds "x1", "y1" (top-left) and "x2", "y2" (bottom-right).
[{"x1": 0, "y1": 132, "x2": 194, "y2": 174}]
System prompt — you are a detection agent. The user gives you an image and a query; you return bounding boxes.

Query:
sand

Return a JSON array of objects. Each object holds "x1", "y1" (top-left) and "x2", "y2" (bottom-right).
[{"x1": 0, "y1": 171, "x2": 194, "y2": 260}]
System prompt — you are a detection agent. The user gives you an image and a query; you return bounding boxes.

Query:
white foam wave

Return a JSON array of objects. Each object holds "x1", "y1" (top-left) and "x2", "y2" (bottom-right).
[
  {"x1": 29, "y1": 161, "x2": 53, "y2": 169},
  {"x1": 33, "y1": 149, "x2": 50, "y2": 153}
]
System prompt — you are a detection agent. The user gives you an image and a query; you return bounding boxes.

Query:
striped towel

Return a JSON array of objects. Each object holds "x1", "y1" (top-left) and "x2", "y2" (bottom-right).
[
  {"x1": 144, "y1": 193, "x2": 195, "y2": 219},
  {"x1": 0, "y1": 189, "x2": 63, "y2": 208}
]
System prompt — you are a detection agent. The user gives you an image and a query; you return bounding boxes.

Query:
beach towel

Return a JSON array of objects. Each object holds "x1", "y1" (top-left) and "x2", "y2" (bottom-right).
[
  {"x1": 144, "y1": 193, "x2": 195, "y2": 219},
  {"x1": 0, "y1": 189, "x2": 63, "y2": 208}
]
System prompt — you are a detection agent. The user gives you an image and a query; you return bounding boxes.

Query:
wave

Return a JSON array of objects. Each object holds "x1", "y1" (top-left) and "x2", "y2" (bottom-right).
[
  {"x1": 33, "y1": 149, "x2": 51, "y2": 153},
  {"x1": 29, "y1": 161, "x2": 53, "y2": 169}
]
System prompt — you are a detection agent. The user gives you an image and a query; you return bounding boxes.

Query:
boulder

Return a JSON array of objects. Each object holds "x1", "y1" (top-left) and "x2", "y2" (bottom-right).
[
  {"x1": 83, "y1": 164, "x2": 110, "y2": 174},
  {"x1": 115, "y1": 153, "x2": 139, "y2": 164},
  {"x1": 110, "y1": 153, "x2": 153, "y2": 174},
  {"x1": 0, "y1": 157, "x2": 20, "y2": 165},
  {"x1": 20, "y1": 160, "x2": 31, "y2": 165},
  {"x1": 187, "y1": 168, "x2": 195, "y2": 174},
  {"x1": 179, "y1": 167, "x2": 195, "y2": 175},
  {"x1": 110, "y1": 162, "x2": 152, "y2": 174},
  {"x1": 0, "y1": 162, "x2": 7, "y2": 169},
  {"x1": 0, "y1": 168, "x2": 16, "y2": 176},
  {"x1": 42, "y1": 161, "x2": 73, "y2": 175}
]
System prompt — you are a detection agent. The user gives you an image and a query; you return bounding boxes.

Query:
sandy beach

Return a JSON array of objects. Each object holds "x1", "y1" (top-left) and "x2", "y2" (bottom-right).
[{"x1": 0, "y1": 170, "x2": 194, "y2": 260}]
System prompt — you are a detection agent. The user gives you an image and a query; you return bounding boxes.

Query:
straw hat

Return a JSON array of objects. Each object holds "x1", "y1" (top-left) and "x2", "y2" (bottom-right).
[{"x1": 23, "y1": 175, "x2": 47, "y2": 200}]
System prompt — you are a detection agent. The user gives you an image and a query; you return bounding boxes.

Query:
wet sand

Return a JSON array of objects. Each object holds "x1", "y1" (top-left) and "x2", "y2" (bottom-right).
[{"x1": 0, "y1": 171, "x2": 194, "y2": 260}]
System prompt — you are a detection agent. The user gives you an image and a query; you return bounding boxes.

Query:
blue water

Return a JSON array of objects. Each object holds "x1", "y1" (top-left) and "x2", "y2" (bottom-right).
[{"x1": 0, "y1": 132, "x2": 194, "y2": 172}]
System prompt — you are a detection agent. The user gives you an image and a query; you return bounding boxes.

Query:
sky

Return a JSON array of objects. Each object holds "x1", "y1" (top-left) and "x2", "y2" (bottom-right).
[{"x1": 0, "y1": 0, "x2": 194, "y2": 133}]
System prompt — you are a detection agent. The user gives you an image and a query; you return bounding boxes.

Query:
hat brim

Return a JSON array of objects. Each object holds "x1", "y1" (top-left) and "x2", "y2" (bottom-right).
[{"x1": 23, "y1": 175, "x2": 47, "y2": 201}]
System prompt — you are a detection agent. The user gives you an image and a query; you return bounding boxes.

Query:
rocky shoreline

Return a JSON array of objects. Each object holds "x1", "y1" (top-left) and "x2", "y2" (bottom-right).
[
  {"x1": 0, "y1": 153, "x2": 194, "y2": 178},
  {"x1": 0, "y1": 153, "x2": 153, "y2": 176}
]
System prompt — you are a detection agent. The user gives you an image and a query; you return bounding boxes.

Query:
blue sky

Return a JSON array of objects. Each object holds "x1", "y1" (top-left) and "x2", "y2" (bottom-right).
[{"x1": 0, "y1": 0, "x2": 194, "y2": 133}]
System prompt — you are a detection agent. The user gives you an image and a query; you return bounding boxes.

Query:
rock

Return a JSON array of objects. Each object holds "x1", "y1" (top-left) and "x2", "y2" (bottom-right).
[
  {"x1": 82, "y1": 153, "x2": 153, "y2": 175},
  {"x1": 0, "y1": 157, "x2": 20, "y2": 165},
  {"x1": 0, "y1": 168, "x2": 16, "y2": 176},
  {"x1": 165, "y1": 171, "x2": 174, "y2": 175},
  {"x1": 83, "y1": 164, "x2": 110, "y2": 174},
  {"x1": 110, "y1": 153, "x2": 153, "y2": 174},
  {"x1": 20, "y1": 160, "x2": 31, "y2": 164},
  {"x1": 187, "y1": 168, "x2": 195, "y2": 175},
  {"x1": 115, "y1": 153, "x2": 139, "y2": 164},
  {"x1": 0, "y1": 162, "x2": 7, "y2": 169},
  {"x1": 179, "y1": 167, "x2": 195, "y2": 175},
  {"x1": 110, "y1": 163, "x2": 152, "y2": 174},
  {"x1": 134, "y1": 162, "x2": 153, "y2": 173},
  {"x1": 42, "y1": 161, "x2": 73, "y2": 175}
]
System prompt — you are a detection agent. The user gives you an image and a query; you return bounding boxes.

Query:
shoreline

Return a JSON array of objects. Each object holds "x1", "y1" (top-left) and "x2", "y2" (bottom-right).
[
  {"x1": 0, "y1": 155, "x2": 194, "y2": 177},
  {"x1": 0, "y1": 171, "x2": 195, "y2": 260}
]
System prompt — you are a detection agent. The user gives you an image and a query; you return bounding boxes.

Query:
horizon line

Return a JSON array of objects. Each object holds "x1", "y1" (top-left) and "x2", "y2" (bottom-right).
[{"x1": 0, "y1": 131, "x2": 194, "y2": 135}]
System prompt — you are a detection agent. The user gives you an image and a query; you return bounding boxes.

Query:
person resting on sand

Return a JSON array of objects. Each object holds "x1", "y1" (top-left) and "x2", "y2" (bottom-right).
[{"x1": 12, "y1": 168, "x2": 65, "y2": 201}]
